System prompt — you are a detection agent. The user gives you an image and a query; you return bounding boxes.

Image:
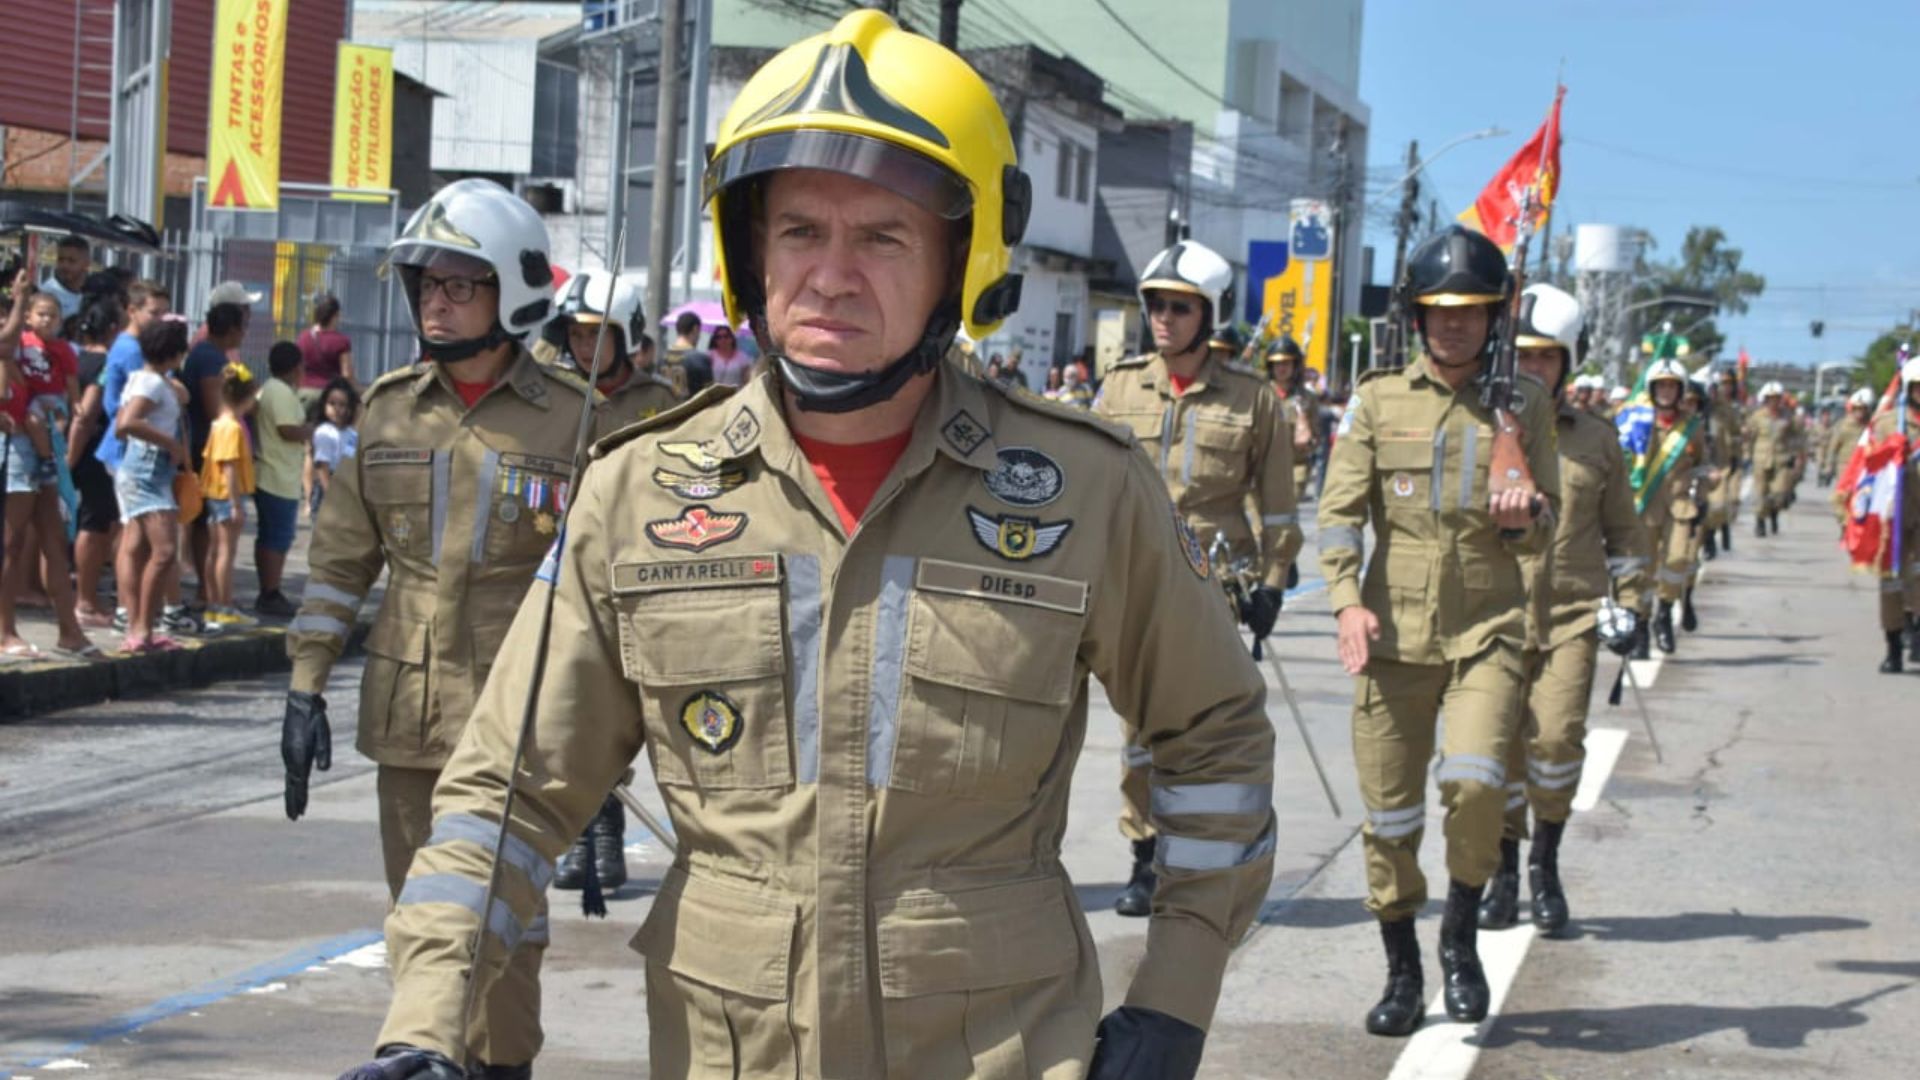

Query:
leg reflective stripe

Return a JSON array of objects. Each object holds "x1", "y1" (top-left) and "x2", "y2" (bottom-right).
[
  {"x1": 1528, "y1": 772, "x2": 1581, "y2": 791},
  {"x1": 1435, "y1": 754, "x2": 1505, "y2": 787},
  {"x1": 1367, "y1": 803, "x2": 1426, "y2": 839},
  {"x1": 430, "y1": 450, "x2": 452, "y2": 563},
  {"x1": 468, "y1": 449, "x2": 501, "y2": 564},
  {"x1": 1607, "y1": 556, "x2": 1645, "y2": 578},
  {"x1": 1123, "y1": 745, "x2": 1153, "y2": 769},
  {"x1": 395, "y1": 873, "x2": 527, "y2": 951},
  {"x1": 1158, "y1": 822, "x2": 1277, "y2": 871},
  {"x1": 1656, "y1": 567, "x2": 1690, "y2": 585},
  {"x1": 1263, "y1": 512, "x2": 1298, "y2": 527},
  {"x1": 1506, "y1": 792, "x2": 1529, "y2": 810},
  {"x1": 787, "y1": 554, "x2": 825, "y2": 785},
  {"x1": 290, "y1": 613, "x2": 351, "y2": 639},
  {"x1": 1458, "y1": 422, "x2": 1479, "y2": 509},
  {"x1": 523, "y1": 914, "x2": 550, "y2": 946},
  {"x1": 1320, "y1": 525, "x2": 1364, "y2": 553},
  {"x1": 1529, "y1": 757, "x2": 1583, "y2": 779},
  {"x1": 1151, "y1": 781, "x2": 1272, "y2": 817},
  {"x1": 864, "y1": 555, "x2": 914, "y2": 788},
  {"x1": 427, "y1": 812, "x2": 556, "y2": 893},
  {"x1": 1429, "y1": 428, "x2": 1448, "y2": 511},
  {"x1": 301, "y1": 582, "x2": 366, "y2": 611}
]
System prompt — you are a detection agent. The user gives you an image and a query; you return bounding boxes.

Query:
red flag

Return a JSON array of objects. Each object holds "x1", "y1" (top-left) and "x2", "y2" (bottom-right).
[
  {"x1": 1839, "y1": 429, "x2": 1909, "y2": 572},
  {"x1": 1459, "y1": 87, "x2": 1564, "y2": 250}
]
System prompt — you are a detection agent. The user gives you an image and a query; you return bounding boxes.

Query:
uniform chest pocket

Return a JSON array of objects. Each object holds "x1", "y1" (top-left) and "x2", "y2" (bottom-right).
[
  {"x1": 891, "y1": 583, "x2": 1083, "y2": 802},
  {"x1": 361, "y1": 450, "x2": 435, "y2": 557},
  {"x1": 616, "y1": 581, "x2": 792, "y2": 790},
  {"x1": 479, "y1": 451, "x2": 572, "y2": 566},
  {"x1": 1187, "y1": 410, "x2": 1251, "y2": 483},
  {"x1": 1110, "y1": 409, "x2": 1165, "y2": 449},
  {"x1": 1375, "y1": 438, "x2": 1434, "y2": 509}
]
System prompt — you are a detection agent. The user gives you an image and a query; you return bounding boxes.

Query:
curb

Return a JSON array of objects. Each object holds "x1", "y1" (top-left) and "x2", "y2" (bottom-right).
[{"x1": 0, "y1": 624, "x2": 370, "y2": 720}]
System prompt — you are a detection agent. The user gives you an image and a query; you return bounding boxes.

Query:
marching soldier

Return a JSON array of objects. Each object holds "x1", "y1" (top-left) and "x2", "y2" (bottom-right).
[
  {"x1": 339, "y1": 13, "x2": 1275, "y2": 1080},
  {"x1": 552, "y1": 269, "x2": 682, "y2": 434},
  {"x1": 1823, "y1": 387, "x2": 1874, "y2": 491},
  {"x1": 281, "y1": 179, "x2": 602, "y2": 1079},
  {"x1": 1093, "y1": 238, "x2": 1300, "y2": 918},
  {"x1": 1618, "y1": 358, "x2": 1702, "y2": 655},
  {"x1": 1745, "y1": 381, "x2": 1792, "y2": 536},
  {"x1": 1318, "y1": 224, "x2": 1560, "y2": 1036},
  {"x1": 1478, "y1": 284, "x2": 1646, "y2": 936},
  {"x1": 1266, "y1": 335, "x2": 1321, "y2": 509},
  {"x1": 1703, "y1": 366, "x2": 1746, "y2": 555},
  {"x1": 1873, "y1": 358, "x2": 1920, "y2": 673},
  {"x1": 1675, "y1": 374, "x2": 1722, "y2": 631}
]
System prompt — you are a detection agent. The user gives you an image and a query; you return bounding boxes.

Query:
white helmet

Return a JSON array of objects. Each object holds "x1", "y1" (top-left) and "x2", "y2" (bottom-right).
[
  {"x1": 1903, "y1": 356, "x2": 1920, "y2": 385},
  {"x1": 1645, "y1": 358, "x2": 1690, "y2": 385},
  {"x1": 1758, "y1": 380, "x2": 1784, "y2": 399},
  {"x1": 1608, "y1": 385, "x2": 1630, "y2": 404},
  {"x1": 555, "y1": 269, "x2": 646, "y2": 352},
  {"x1": 1139, "y1": 240, "x2": 1236, "y2": 336},
  {"x1": 1691, "y1": 363, "x2": 1717, "y2": 384},
  {"x1": 390, "y1": 178, "x2": 556, "y2": 360},
  {"x1": 1516, "y1": 283, "x2": 1583, "y2": 355},
  {"x1": 1849, "y1": 387, "x2": 1876, "y2": 408}
]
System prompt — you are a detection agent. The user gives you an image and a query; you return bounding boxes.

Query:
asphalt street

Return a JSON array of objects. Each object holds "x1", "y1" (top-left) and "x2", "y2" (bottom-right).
[{"x1": 1, "y1": 482, "x2": 1914, "y2": 1079}]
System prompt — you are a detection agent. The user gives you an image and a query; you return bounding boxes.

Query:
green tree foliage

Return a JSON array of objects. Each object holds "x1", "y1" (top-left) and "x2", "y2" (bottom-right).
[
  {"x1": 1856, "y1": 323, "x2": 1916, "y2": 398},
  {"x1": 1630, "y1": 226, "x2": 1767, "y2": 359}
]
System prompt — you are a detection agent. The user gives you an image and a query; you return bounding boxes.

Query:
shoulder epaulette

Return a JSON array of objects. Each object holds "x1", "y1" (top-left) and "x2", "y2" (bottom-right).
[
  {"x1": 365, "y1": 364, "x2": 424, "y2": 399},
  {"x1": 590, "y1": 382, "x2": 736, "y2": 459},
  {"x1": 540, "y1": 363, "x2": 597, "y2": 399},
  {"x1": 1356, "y1": 366, "x2": 1398, "y2": 386},
  {"x1": 984, "y1": 378, "x2": 1133, "y2": 446},
  {"x1": 1108, "y1": 353, "x2": 1152, "y2": 370},
  {"x1": 1218, "y1": 360, "x2": 1263, "y2": 380}
]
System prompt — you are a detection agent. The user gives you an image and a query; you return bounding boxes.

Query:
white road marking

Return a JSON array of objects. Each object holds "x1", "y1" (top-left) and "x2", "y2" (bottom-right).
[{"x1": 1571, "y1": 728, "x2": 1631, "y2": 813}]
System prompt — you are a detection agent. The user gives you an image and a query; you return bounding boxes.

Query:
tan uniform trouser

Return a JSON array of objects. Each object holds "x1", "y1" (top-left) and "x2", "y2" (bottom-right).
[
  {"x1": 1879, "y1": 534, "x2": 1920, "y2": 632},
  {"x1": 1661, "y1": 513, "x2": 1701, "y2": 600},
  {"x1": 1753, "y1": 464, "x2": 1780, "y2": 515},
  {"x1": 1503, "y1": 632, "x2": 1600, "y2": 837},
  {"x1": 379, "y1": 765, "x2": 548, "y2": 1067},
  {"x1": 1768, "y1": 463, "x2": 1796, "y2": 511},
  {"x1": 1352, "y1": 642, "x2": 1526, "y2": 921}
]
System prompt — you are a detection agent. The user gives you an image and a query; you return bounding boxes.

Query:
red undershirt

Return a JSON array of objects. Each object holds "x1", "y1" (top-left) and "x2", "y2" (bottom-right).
[
  {"x1": 793, "y1": 429, "x2": 915, "y2": 534},
  {"x1": 452, "y1": 379, "x2": 496, "y2": 409},
  {"x1": 1168, "y1": 372, "x2": 1194, "y2": 397}
]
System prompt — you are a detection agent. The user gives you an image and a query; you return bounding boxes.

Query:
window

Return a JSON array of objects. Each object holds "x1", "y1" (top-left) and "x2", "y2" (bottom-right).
[
  {"x1": 1075, "y1": 144, "x2": 1092, "y2": 204},
  {"x1": 1056, "y1": 139, "x2": 1075, "y2": 200}
]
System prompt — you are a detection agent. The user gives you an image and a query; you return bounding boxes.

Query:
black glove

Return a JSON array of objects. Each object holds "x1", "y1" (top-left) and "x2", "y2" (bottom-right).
[
  {"x1": 1244, "y1": 584, "x2": 1285, "y2": 642},
  {"x1": 336, "y1": 1047, "x2": 465, "y2": 1080},
  {"x1": 282, "y1": 691, "x2": 331, "y2": 821},
  {"x1": 1088, "y1": 1006, "x2": 1206, "y2": 1080}
]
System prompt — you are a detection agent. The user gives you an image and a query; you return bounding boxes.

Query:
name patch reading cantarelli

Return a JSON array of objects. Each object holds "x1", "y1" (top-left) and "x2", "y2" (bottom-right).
[
  {"x1": 915, "y1": 558, "x2": 1088, "y2": 615},
  {"x1": 611, "y1": 555, "x2": 783, "y2": 594}
]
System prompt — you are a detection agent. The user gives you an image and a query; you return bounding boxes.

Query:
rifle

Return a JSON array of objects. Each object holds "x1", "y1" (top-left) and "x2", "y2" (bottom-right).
[
  {"x1": 1240, "y1": 307, "x2": 1280, "y2": 367},
  {"x1": 1483, "y1": 184, "x2": 1544, "y2": 520}
]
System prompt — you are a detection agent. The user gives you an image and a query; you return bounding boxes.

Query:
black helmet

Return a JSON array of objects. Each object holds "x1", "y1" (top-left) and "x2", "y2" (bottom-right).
[
  {"x1": 1407, "y1": 225, "x2": 1509, "y2": 308},
  {"x1": 1208, "y1": 324, "x2": 1246, "y2": 354},
  {"x1": 1267, "y1": 335, "x2": 1305, "y2": 363}
]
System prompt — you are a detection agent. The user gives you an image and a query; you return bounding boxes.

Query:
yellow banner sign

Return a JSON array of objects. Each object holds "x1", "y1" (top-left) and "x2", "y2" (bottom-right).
[
  {"x1": 1261, "y1": 254, "x2": 1334, "y2": 375},
  {"x1": 207, "y1": 0, "x2": 289, "y2": 210},
  {"x1": 331, "y1": 43, "x2": 394, "y2": 201}
]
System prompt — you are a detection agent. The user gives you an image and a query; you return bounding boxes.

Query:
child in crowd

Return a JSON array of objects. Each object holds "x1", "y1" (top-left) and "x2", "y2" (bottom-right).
[
  {"x1": 306, "y1": 376, "x2": 359, "y2": 517},
  {"x1": 200, "y1": 362, "x2": 258, "y2": 629},
  {"x1": 15, "y1": 293, "x2": 78, "y2": 484},
  {"x1": 112, "y1": 316, "x2": 191, "y2": 653}
]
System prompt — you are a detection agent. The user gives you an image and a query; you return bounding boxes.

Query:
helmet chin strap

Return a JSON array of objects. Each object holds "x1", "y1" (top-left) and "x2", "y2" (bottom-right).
[
  {"x1": 420, "y1": 323, "x2": 511, "y2": 365},
  {"x1": 768, "y1": 305, "x2": 958, "y2": 415}
]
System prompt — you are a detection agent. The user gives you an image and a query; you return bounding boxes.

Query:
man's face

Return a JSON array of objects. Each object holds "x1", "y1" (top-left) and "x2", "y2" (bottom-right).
[
  {"x1": 760, "y1": 169, "x2": 952, "y2": 375},
  {"x1": 1146, "y1": 289, "x2": 1204, "y2": 354},
  {"x1": 1852, "y1": 403, "x2": 1872, "y2": 422},
  {"x1": 131, "y1": 295, "x2": 169, "y2": 332},
  {"x1": 1423, "y1": 303, "x2": 1491, "y2": 366},
  {"x1": 1651, "y1": 381, "x2": 1681, "y2": 410},
  {"x1": 567, "y1": 320, "x2": 625, "y2": 378},
  {"x1": 55, "y1": 244, "x2": 88, "y2": 290},
  {"x1": 1516, "y1": 345, "x2": 1565, "y2": 396},
  {"x1": 414, "y1": 251, "x2": 500, "y2": 344},
  {"x1": 1269, "y1": 358, "x2": 1297, "y2": 387}
]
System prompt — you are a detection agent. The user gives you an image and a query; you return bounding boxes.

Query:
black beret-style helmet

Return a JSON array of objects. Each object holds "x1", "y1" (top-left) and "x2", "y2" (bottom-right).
[{"x1": 1406, "y1": 225, "x2": 1510, "y2": 307}]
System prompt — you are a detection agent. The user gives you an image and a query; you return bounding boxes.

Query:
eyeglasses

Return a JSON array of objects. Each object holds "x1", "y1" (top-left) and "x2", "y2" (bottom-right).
[
  {"x1": 418, "y1": 274, "x2": 497, "y2": 304},
  {"x1": 1146, "y1": 296, "x2": 1195, "y2": 317}
]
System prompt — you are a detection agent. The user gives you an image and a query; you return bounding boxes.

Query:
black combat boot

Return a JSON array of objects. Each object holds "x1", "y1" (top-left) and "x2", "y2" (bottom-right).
[
  {"x1": 1653, "y1": 601, "x2": 1676, "y2": 654},
  {"x1": 1477, "y1": 839, "x2": 1521, "y2": 930},
  {"x1": 1114, "y1": 837, "x2": 1157, "y2": 917},
  {"x1": 553, "y1": 830, "x2": 593, "y2": 890},
  {"x1": 1908, "y1": 617, "x2": 1920, "y2": 665},
  {"x1": 470, "y1": 1065, "x2": 531, "y2": 1080},
  {"x1": 1439, "y1": 880, "x2": 1491, "y2": 1022},
  {"x1": 1529, "y1": 818, "x2": 1570, "y2": 935},
  {"x1": 1721, "y1": 523, "x2": 1733, "y2": 553},
  {"x1": 591, "y1": 795, "x2": 628, "y2": 890},
  {"x1": 1703, "y1": 530, "x2": 1718, "y2": 561},
  {"x1": 1755, "y1": 513, "x2": 1767, "y2": 538},
  {"x1": 1366, "y1": 917, "x2": 1425, "y2": 1037},
  {"x1": 1881, "y1": 631, "x2": 1905, "y2": 674},
  {"x1": 1681, "y1": 587, "x2": 1699, "y2": 633},
  {"x1": 1770, "y1": 510, "x2": 1782, "y2": 534},
  {"x1": 1631, "y1": 619, "x2": 1651, "y2": 660}
]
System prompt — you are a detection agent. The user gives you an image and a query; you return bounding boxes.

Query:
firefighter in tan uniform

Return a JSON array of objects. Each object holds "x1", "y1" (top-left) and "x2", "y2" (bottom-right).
[
  {"x1": 338, "y1": 14, "x2": 1274, "y2": 1080},
  {"x1": 1318, "y1": 225, "x2": 1561, "y2": 1037},
  {"x1": 1873, "y1": 358, "x2": 1920, "y2": 674},
  {"x1": 1700, "y1": 365, "x2": 1745, "y2": 558},
  {"x1": 1267, "y1": 335, "x2": 1320, "y2": 503},
  {"x1": 1823, "y1": 387, "x2": 1874, "y2": 499},
  {"x1": 1745, "y1": 381, "x2": 1792, "y2": 536},
  {"x1": 1092, "y1": 238, "x2": 1299, "y2": 918},
  {"x1": 1624, "y1": 360, "x2": 1705, "y2": 655},
  {"x1": 1674, "y1": 373, "x2": 1723, "y2": 633},
  {"x1": 280, "y1": 179, "x2": 600, "y2": 1080},
  {"x1": 1477, "y1": 284, "x2": 1647, "y2": 936},
  {"x1": 551, "y1": 268, "x2": 682, "y2": 436}
]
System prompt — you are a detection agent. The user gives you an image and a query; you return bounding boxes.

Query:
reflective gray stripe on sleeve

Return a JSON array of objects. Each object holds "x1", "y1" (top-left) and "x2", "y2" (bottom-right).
[
  {"x1": 1263, "y1": 513, "x2": 1298, "y2": 526},
  {"x1": 1507, "y1": 791, "x2": 1530, "y2": 810},
  {"x1": 1429, "y1": 428, "x2": 1448, "y2": 511},
  {"x1": 1435, "y1": 753, "x2": 1505, "y2": 787},
  {"x1": 1606, "y1": 556, "x2": 1646, "y2": 578},
  {"x1": 787, "y1": 554, "x2": 825, "y2": 785},
  {"x1": 301, "y1": 582, "x2": 365, "y2": 611},
  {"x1": 1366, "y1": 803, "x2": 1426, "y2": 840},
  {"x1": 468, "y1": 448, "x2": 501, "y2": 564},
  {"x1": 426, "y1": 812, "x2": 556, "y2": 893},
  {"x1": 1158, "y1": 821, "x2": 1277, "y2": 871},
  {"x1": 290, "y1": 613, "x2": 351, "y2": 639},
  {"x1": 1320, "y1": 525, "x2": 1364, "y2": 553},
  {"x1": 395, "y1": 873, "x2": 527, "y2": 952},
  {"x1": 1458, "y1": 422, "x2": 1479, "y2": 509},
  {"x1": 1124, "y1": 745, "x2": 1153, "y2": 769},
  {"x1": 430, "y1": 450, "x2": 452, "y2": 563},
  {"x1": 523, "y1": 914, "x2": 550, "y2": 946},
  {"x1": 865, "y1": 555, "x2": 914, "y2": 788},
  {"x1": 1151, "y1": 781, "x2": 1272, "y2": 817}
]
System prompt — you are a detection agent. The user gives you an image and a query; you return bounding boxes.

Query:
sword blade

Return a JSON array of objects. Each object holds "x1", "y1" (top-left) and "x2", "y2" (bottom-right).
[
  {"x1": 1262, "y1": 646, "x2": 1342, "y2": 818},
  {"x1": 611, "y1": 783, "x2": 680, "y2": 856},
  {"x1": 1619, "y1": 657, "x2": 1664, "y2": 763}
]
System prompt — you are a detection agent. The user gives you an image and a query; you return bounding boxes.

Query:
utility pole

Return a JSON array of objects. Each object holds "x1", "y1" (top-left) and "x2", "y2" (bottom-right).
[
  {"x1": 1386, "y1": 139, "x2": 1420, "y2": 366},
  {"x1": 678, "y1": 0, "x2": 712, "y2": 305},
  {"x1": 1325, "y1": 121, "x2": 1351, "y2": 380},
  {"x1": 647, "y1": 0, "x2": 686, "y2": 326},
  {"x1": 939, "y1": 0, "x2": 962, "y2": 49}
]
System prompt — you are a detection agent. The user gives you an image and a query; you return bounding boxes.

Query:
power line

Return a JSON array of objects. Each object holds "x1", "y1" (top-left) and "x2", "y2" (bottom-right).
[{"x1": 1087, "y1": 0, "x2": 1234, "y2": 110}]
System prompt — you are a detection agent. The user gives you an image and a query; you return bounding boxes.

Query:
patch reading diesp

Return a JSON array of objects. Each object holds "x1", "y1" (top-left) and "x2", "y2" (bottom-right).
[
  {"x1": 966, "y1": 507, "x2": 1072, "y2": 561},
  {"x1": 1173, "y1": 506, "x2": 1208, "y2": 579},
  {"x1": 611, "y1": 554, "x2": 782, "y2": 594},
  {"x1": 659, "y1": 441, "x2": 728, "y2": 471},
  {"x1": 679, "y1": 690, "x2": 744, "y2": 754},
  {"x1": 1391, "y1": 472, "x2": 1416, "y2": 498},
  {"x1": 644, "y1": 505, "x2": 748, "y2": 551},
  {"x1": 940, "y1": 409, "x2": 989, "y2": 456},
  {"x1": 364, "y1": 448, "x2": 433, "y2": 466},
  {"x1": 982, "y1": 446, "x2": 1064, "y2": 508},
  {"x1": 916, "y1": 558, "x2": 1089, "y2": 616},
  {"x1": 652, "y1": 466, "x2": 747, "y2": 500}
]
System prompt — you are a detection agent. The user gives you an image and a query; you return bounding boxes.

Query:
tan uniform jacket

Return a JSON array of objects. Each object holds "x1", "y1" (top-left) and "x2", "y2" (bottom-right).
[
  {"x1": 1635, "y1": 413, "x2": 1705, "y2": 533},
  {"x1": 1093, "y1": 352, "x2": 1301, "y2": 588},
  {"x1": 600, "y1": 369, "x2": 683, "y2": 430},
  {"x1": 377, "y1": 359, "x2": 1277, "y2": 1077},
  {"x1": 1537, "y1": 405, "x2": 1648, "y2": 648},
  {"x1": 287, "y1": 349, "x2": 601, "y2": 770},
  {"x1": 1317, "y1": 357, "x2": 1562, "y2": 664},
  {"x1": 1824, "y1": 415, "x2": 1867, "y2": 476}
]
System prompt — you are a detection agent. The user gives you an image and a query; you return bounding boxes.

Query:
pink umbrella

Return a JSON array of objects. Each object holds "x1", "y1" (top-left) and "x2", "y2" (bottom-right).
[{"x1": 661, "y1": 300, "x2": 730, "y2": 333}]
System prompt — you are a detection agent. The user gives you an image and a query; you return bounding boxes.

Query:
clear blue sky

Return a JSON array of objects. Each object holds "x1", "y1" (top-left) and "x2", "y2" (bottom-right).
[{"x1": 1356, "y1": 0, "x2": 1920, "y2": 369}]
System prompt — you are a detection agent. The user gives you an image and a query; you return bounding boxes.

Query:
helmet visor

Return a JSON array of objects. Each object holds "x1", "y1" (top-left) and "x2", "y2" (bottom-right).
[{"x1": 705, "y1": 128, "x2": 973, "y2": 221}]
